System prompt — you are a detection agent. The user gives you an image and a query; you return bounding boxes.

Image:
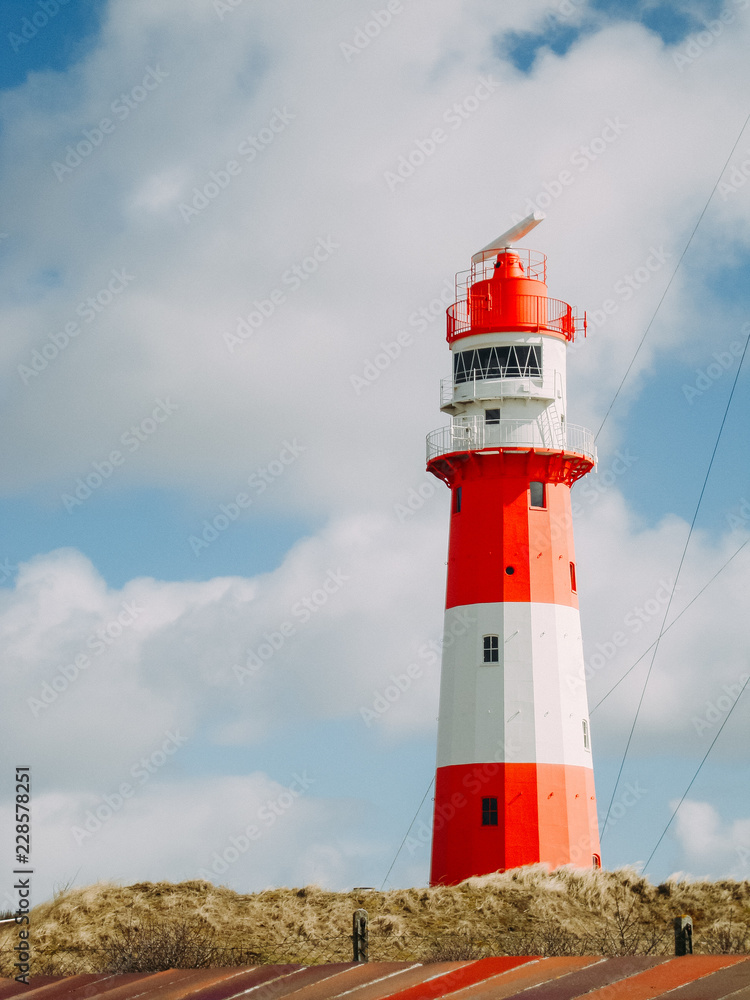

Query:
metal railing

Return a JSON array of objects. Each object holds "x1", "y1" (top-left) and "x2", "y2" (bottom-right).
[
  {"x1": 440, "y1": 370, "x2": 561, "y2": 408},
  {"x1": 447, "y1": 294, "x2": 583, "y2": 342},
  {"x1": 426, "y1": 417, "x2": 595, "y2": 464},
  {"x1": 459, "y1": 248, "x2": 547, "y2": 288}
]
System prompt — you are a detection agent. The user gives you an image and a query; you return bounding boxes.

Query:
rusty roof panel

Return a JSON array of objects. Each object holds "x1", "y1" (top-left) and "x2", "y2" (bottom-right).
[
  {"x1": 443, "y1": 956, "x2": 603, "y2": 998},
  {"x1": 579, "y1": 955, "x2": 750, "y2": 1000},
  {"x1": 51, "y1": 971, "x2": 201, "y2": 1000},
  {"x1": 277, "y1": 962, "x2": 434, "y2": 1000},
  {"x1": 322, "y1": 962, "x2": 461, "y2": 1000},
  {"x1": 0, "y1": 978, "x2": 61, "y2": 998},
  {"x1": 10, "y1": 974, "x2": 120, "y2": 999},
  {"x1": 3, "y1": 956, "x2": 750, "y2": 999},
  {"x1": 216, "y1": 962, "x2": 387, "y2": 999},
  {"x1": 496, "y1": 956, "x2": 670, "y2": 1000},
  {"x1": 657, "y1": 960, "x2": 750, "y2": 1000},
  {"x1": 382, "y1": 956, "x2": 539, "y2": 1000},
  {"x1": 159, "y1": 965, "x2": 303, "y2": 1000}
]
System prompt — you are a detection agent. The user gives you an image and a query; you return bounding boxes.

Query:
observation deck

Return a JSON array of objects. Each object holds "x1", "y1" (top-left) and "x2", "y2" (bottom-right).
[
  {"x1": 440, "y1": 369, "x2": 563, "y2": 412},
  {"x1": 426, "y1": 416, "x2": 595, "y2": 468}
]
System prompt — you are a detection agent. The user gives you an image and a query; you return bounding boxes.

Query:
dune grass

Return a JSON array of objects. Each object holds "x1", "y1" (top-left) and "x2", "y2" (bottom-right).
[{"x1": 1, "y1": 866, "x2": 748, "y2": 974}]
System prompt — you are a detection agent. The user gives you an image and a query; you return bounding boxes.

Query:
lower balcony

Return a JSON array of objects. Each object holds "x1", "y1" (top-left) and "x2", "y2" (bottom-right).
[{"x1": 426, "y1": 417, "x2": 596, "y2": 464}]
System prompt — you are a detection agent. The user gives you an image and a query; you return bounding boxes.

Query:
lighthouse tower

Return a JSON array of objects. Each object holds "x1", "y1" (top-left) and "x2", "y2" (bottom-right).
[{"x1": 427, "y1": 213, "x2": 601, "y2": 886}]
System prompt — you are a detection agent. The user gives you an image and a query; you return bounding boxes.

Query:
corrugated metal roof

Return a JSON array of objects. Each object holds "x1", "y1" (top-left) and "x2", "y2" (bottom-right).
[{"x1": 3, "y1": 956, "x2": 750, "y2": 999}]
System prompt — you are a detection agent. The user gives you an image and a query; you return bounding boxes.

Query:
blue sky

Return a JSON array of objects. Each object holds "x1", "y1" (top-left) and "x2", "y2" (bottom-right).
[{"x1": 1, "y1": 0, "x2": 750, "y2": 907}]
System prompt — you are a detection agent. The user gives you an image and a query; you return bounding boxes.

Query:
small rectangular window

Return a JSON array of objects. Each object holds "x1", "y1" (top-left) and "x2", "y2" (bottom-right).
[
  {"x1": 485, "y1": 408, "x2": 501, "y2": 425},
  {"x1": 483, "y1": 635, "x2": 499, "y2": 663},
  {"x1": 482, "y1": 797, "x2": 498, "y2": 826},
  {"x1": 530, "y1": 481, "x2": 546, "y2": 508},
  {"x1": 453, "y1": 486, "x2": 462, "y2": 513},
  {"x1": 570, "y1": 561, "x2": 577, "y2": 592},
  {"x1": 582, "y1": 719, "x2": 590, "y2": 750}
]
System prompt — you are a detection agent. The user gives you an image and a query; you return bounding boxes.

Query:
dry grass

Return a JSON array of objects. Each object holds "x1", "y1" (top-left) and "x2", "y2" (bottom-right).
[{"x1": 1, "y1": 866, "x2": 749, "y2": 974}]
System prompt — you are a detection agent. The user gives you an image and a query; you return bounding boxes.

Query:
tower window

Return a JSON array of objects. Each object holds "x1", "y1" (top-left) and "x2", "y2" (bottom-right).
[
  {"x1": 453, "y1": 486, "x2": 462, "y2": 513},
  {"x1": 529, "y1": 481, "x2": 546, "y2": 508},
  {"x1": 482, "y1": 797, "x2": 498, "y2": 826},
  {"x1": 453, "y1": 345, "x2": 542, "y2": 383},
  {"x1": 483, "y1": 635, "x2": 499, "y2": 663},
  {"x1": 485, "y1": 408, "x2": 501, "y2": 425},
  {"x1": 582, "y1": 719, "x2": 590, "y2": 750},
  {"x1": 570, "y1": 561, "x2": 577, "y2": 592}
]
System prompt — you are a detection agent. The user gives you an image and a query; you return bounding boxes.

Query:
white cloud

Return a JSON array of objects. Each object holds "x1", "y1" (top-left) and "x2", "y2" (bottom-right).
[
  {"x1": 672, "y1": 799, "x2": 750, "y2": 878},
  {"x1": 1, "y1": 506, "x2": 446, "y2": 789},
  {"x1": 578, "y1": 489, "x2": 750, "y2": 758},
  {"x1": 0, "y1": 773, "x2": 368, "y2": 906},
  {"x1": 1, "y1": 2, "x2": 749, "y2": 505}
]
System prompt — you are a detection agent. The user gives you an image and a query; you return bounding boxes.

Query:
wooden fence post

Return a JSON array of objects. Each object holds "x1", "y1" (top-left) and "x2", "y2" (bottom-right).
[
  {"x1": 674, "y1": 915, "x2": 693, "y2": 955},
  {"x1": 352, "y1": 909, "x2": 368, "y2": 963}
]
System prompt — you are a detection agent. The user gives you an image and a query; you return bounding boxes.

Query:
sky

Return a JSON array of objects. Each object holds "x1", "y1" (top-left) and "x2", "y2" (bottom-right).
[{"x1": 1, "y1": 0, "x2": 750, "y2": 909}]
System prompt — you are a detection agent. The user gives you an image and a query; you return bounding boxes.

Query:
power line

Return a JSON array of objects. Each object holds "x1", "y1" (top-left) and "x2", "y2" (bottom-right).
[
  {"x1": 596, "y1": 110, "x2": 750, "y2": 441},
  {"x1": 601, "y1": 328, "x2": 750, "y2": 841},
  {"x1": 591, "y1": 534, "x2": 750, "y2": 715},
  {"x1": 644, "y1": 674, "x2": 750, "y2": 870},
  {"x1": 380, "y1": 777, "x2": 434, "y2": 890}
]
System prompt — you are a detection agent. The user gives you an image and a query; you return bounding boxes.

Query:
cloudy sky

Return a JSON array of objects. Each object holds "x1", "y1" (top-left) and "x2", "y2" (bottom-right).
[{"x1": 1, "y1": 0, "x2": 750, "y2": 908}]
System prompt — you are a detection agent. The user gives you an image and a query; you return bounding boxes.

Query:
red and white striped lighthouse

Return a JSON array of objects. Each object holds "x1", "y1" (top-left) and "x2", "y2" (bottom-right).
[{"x1": 427, "y1": 213, "x2": 601, "y2": 886}]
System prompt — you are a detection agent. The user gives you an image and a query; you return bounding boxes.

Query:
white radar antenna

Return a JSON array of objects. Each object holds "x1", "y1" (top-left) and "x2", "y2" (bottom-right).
[{"x1": 471, "y1": 211, "x2": 545, "y2": 264}]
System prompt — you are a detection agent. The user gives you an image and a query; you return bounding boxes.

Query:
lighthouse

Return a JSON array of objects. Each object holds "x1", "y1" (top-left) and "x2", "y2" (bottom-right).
[{"x1": 427, "y1": 213, "x2": 601, "y2": 886}]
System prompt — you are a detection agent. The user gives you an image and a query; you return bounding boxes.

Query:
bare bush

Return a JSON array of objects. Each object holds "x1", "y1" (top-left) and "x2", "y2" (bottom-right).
[
  {"x1": 701, "y1": 920, "x2": 750, "y2": 955},
  {"x1": 423, "y1": 931, "x2": 490, "y2": 962},
  {"x1": 95, "y1": 915, "x2": 256, "y2": 973}
]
